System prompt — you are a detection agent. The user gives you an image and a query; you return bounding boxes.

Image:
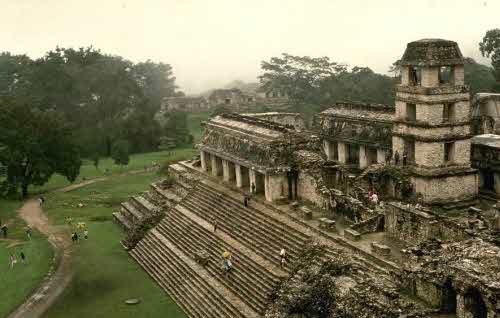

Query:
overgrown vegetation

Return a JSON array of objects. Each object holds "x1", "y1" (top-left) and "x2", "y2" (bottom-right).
[{"x1": 266, "y1": 243, "x2": 353, "y2": 318}]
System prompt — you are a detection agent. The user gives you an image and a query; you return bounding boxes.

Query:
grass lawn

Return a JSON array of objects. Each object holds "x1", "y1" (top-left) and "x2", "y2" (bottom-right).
[
  {"x1": 0, "y1": 148, "x2": 195, "y2": 317},
  {"x1": 0, "y1": 199, "x2": 54, "y2": 318},
  {"x1": 41, "y1": 172, "x2": 186, "y2": 318},
  {"x1": 187, "y1": 111, "x2": 211, "y2": 143},
  {"x1": 30, "y1": 147, "x2": 198, "y2": 194}
]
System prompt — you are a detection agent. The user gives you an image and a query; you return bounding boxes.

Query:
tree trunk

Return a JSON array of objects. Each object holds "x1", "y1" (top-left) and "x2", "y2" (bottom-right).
[{"x1": 21, "y1": 182, "x2": 29, "y2": 198}]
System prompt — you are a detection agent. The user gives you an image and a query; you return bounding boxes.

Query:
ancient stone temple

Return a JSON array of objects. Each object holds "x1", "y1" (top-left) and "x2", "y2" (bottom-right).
[
  {"x1": 394, "y1": 39, "x2": 478, "y2": 205},
  {"x1": 114, "y1": 38, "x2": 500, "y2": 318}
]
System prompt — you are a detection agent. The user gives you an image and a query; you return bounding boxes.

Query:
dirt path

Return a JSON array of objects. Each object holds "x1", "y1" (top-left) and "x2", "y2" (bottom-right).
[{"x1": 8, "y1": 168, "x2": 154, "y2": 318}]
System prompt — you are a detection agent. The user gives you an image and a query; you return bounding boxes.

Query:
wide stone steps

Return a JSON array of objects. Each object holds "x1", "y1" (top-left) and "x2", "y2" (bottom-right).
[
  {"x1": 180, "y1": 197, "x2": 291, "y2": 269},
  {"x1": 157, "y1": 207, "x2": 278, "y2": 314},
  {"x1": 182, "y1": 187, "x2": 308, "y2": 266},
  {"x1": 160, "y1": 206, "x2": 282, "y2": 287},
  {"x1": 199, "y1": 182, "x2": 310, "y2": 245},
  {"x1": 131, "y1": 230, "x2": 258, "y2": 318},
  {"x1": 112, "y1": 211, "x2": 132, "y2": 229},
  {"x1": 121, "y1": 201, "x2": 143, "y2": 221}
]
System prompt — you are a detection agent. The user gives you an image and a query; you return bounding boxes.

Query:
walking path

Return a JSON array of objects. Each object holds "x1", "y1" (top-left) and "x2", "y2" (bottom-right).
[{"x1": 8, "y1": 168, "x2": 154, "y2": 318}]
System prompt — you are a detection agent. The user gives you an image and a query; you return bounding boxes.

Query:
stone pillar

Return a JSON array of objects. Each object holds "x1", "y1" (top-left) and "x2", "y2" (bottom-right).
[
  {"x1": 211, "y1": 155, "x2": 218, "y2": 177},
  {"x1": 249, "y1": 169, "x2": 257, "y2": 192},
  {"x1": 324, "y1": 140, "x2": 335, "y2": 160},
  {"x1": 494, "y1": 172, "x2": 500, "y2": 195},
  {"x1": 222, "y1": 159, "x2": 230, "y2": 182},
  {"x1": 200, "y1": 151, "x2": 208, "y2": 171},
  {"x1": 338, "y1": 142, "x2": 347, "y2": 164},
  {"x1": 235, "y1": 164, "x2": 243, "y2": 188},
  {"x1": 265, "y1": 173, "x2": 283, "y2": 202},
  {"x1": 377, "y1": 149, "x2": 386, "y2": 164},
  {"x1": 359, "y1": 145, "x2": 368, "y2": 169}
]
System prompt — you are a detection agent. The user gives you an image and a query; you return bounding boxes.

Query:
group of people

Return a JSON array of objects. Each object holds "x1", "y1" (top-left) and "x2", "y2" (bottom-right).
[
  {"x1": 368, "y1": 187, "x2": 379, "y2": 205},
  {"x1": 385, "y1": 150, "x2": 409, "y2": 166},
  {"x1": 9, "y1": 251, "x2": 26, "y2": 269},
  {"x1": 71, "y1": 229, "x2": 89, "y2": 243}
]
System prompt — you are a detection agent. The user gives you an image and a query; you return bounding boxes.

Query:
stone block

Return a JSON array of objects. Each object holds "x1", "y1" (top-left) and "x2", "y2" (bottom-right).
[
  {"x1": 371, "y1": 242, "x2": 391, "y2": 256},
  {"x1": 344, "y1": 228, "x2": 361, "y2": 241},
  {"x1": 195, "y1": 250, "x2": 210, "y2": 266},
  {"x1": 318, "y1": 217, "x2": 336, "y2": 231},
  {"x1": 299, "y1": 206, "x2": 312, "y2": 220}
]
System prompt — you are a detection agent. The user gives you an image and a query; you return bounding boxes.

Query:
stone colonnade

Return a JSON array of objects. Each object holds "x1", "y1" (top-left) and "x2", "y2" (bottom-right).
[
  {"x1": 200, "y1": 150, "x2": 287, "y2": 202},
  {"x1": 323, "y1": 140, "x2": 388, "y2": 168}
]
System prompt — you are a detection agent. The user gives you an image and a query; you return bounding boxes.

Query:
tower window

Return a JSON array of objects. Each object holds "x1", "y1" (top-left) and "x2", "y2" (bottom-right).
[
  {"x1": 409, "y1": 66, "x2": 421, "y2": 86},
  {"x1": 444, "y1": 142, "x2": 455, "y2": 163},
  {"x1": 225, "y1": 98, "x2": 231, "y2": 104},
  {"x1": 439, "y1": 66, "x2": 453, "y2": 84},
  {"x1": 443, "y1": 103, "x2": 455, "y2": 123},
  {"x1": 406, "y1": 103, "x2": 416, "y2": 121}
]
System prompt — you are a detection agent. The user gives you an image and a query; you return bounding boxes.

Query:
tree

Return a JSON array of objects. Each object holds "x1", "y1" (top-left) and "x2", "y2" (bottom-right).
[
  {"x1": 464, "y1": 57, "x2": 499, "y2": 94},
  {"x1": 480, "y1": 28, "x2": 500, "y2": 83},
  {"x1": 259, "y1": 53, "x2": 347, "y2": 106},
  {"x1": 162, "y1": 110, "x2": 192, "y2": 145},
  {"x1": 111, "y1": 140, "x2": 130, "y2": 166},
  {"x1": 0, "y1": 98, "x2": 81, "y2": 197},
  {"x1": 132, "y1": 60, "x2": 177, "y2": 110}
]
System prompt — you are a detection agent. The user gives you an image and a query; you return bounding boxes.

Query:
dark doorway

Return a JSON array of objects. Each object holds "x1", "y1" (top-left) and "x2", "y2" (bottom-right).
[
  {"x1": 440, "y1": 279, "x2": 457, "y2": 314},
  {"x1": 464, "y1": 288, "x2": 488, "y2": 318},
  {"x1": 481, "y1": 169, "x2": 495, "y2": 191},
  {"x1": 255, "y1": 172, "x2": 265, "y2": 194}
]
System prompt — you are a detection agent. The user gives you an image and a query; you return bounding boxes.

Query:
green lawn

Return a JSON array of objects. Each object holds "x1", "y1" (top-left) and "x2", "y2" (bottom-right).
[
  {"x1": 0, "y1": 199, "x2": 54, "y2": 318},
  {"x1": 41, "y1": 172, "x2": 186, "y2": 318},
  {"x1": 187, "y1": 111, "x2": 211, "y2": 143},
  {"x1": 30, "y1": 147, "x2": 198, "y2": 194},
  {"x1": 0, "y1": 148, "x2": 195, "y2": 317}
]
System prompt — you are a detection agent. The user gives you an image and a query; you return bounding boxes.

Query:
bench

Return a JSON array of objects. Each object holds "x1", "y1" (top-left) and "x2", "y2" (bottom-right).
[
  {"x1": 299, "y1": 206, "x2": 312, "y2": 220},
  {"x1": 371, "y1": 242, "x2": 391, "y2": 256},
  {"x1": 194, "y1": 250, "x2": 210, "y2": 266},
  {"x1": 318, "y1": 218, "x2": 336, "y2": 231},
  {"x1": 344, "y1": 228, "x2": 361, "y2": 241}
]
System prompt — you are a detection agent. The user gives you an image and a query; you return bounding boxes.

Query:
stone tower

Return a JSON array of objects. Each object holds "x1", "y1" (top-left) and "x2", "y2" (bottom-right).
[{"x1": 394, "y1": 39, "x2": 478, "y2": 205}]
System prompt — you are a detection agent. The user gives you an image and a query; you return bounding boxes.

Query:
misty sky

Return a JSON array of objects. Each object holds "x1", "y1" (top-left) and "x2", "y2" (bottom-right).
[{"x1": 1, "y1": 0, "x2": 498, "y2": 94}]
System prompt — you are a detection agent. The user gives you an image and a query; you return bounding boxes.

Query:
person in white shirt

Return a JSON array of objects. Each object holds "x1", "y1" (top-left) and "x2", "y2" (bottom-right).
[{"x1": 280, "y1": 249, "x2": 286, "y2": 268}]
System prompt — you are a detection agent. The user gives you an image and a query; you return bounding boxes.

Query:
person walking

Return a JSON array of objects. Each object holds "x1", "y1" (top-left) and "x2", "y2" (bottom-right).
[
  {"x1": 84, "y1": 229, "x2": 88, "y2": 240},
  {"x1": 20, "y1": 251, "x2": 26, "y2": 264},
  {"x1": 243, "y1": 193, "x2": 249, "y2": 207},
  {"x1": 394, "y1": 151, "x2": 400, "y2": 165},
  {"x1": 10, "y1": 253, "x2": 17, "y2": 269},
  {"x1": 2, "y1": 224, "x2": 8, "y2": 238},
  {"x1": 280, "y1": 248, "x2": 286, "y2": 268},
  {"x1": 213, "y1": 218, "x2": 218, "y2": 233},
  {"x1": 26, "y1": 226, "x2": 32, "y2": 240},
  {"x1": 402, "y1": 151, "x2": 408, "y2": 166}
]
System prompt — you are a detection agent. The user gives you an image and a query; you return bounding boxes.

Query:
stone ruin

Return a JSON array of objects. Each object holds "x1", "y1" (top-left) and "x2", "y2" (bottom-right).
[{"x1": 114, "y1": 38, "x2": 500, "y2": 318}]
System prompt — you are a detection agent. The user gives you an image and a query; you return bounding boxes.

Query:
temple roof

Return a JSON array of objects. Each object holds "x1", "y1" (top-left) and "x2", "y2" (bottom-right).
[
  {"x1": 471, "y1": 134, "x2": 500, "y2": 148},
  {"x1": 399, "y1": 38, "x2": 464, "y2": 66},
  {"x1": 207, "y1": 113, "x2": 296, "y2": 142},
  {"x1": 319, "y1": 101, "x2": 394, "y2": 122}
]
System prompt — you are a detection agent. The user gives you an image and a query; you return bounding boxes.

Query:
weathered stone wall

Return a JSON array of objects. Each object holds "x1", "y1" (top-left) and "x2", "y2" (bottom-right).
[
  {"x1": 421, "y1": 66, "x2": 439, "y2": 88},
  {"x1": 243, "y1": 112, "x2": 305, "y2": 131},
  {"x1": 415, "y1": 141, "x2": 443, "y2": 167},
  {"x1": 454, "y1": 100, "x2": 470, "y2": 122},
  {"x1": 415, "y1": 279, "x2": 442, "y2": 308},
  {"x1": 454, "y1": 139, "x2": 471, "y2": 165},
  {"x1": 297, "y1": 171, "x2": 328, "y2": 208},
  {"x1": 385, "y1": 203, "x2": 467, "y2": 243},
  {"x1": 413, "y1": 174, "x2": 478, "y2": 203},
  {"x1": 392, "y1": 135, "x2": 405, "y2": 155},
  {"x1": 416, "y1": 104, "x2": 444, "y2": 124},
  {"x1": 393, "y1": 123, "x2": 471, "y2": 140}
]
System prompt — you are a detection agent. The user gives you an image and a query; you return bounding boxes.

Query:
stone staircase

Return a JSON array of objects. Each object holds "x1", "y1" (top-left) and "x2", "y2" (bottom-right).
[
  {"x1": 130, "y1": 230, "x2": 258, "y2": 318},
  {"x1": 181, "y1": 182, "x2": 311, "y2": 268},
  {"x1": 116, "y1": 163, "x2": 408, "y2": 317}
]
